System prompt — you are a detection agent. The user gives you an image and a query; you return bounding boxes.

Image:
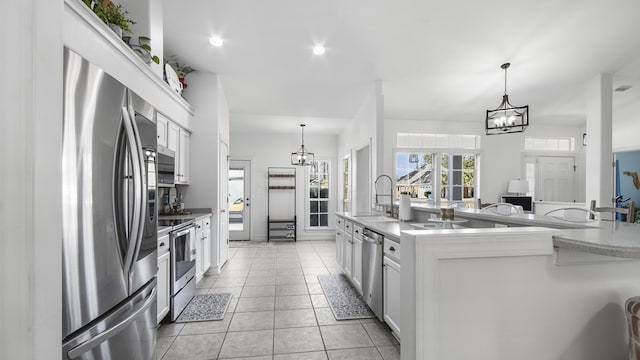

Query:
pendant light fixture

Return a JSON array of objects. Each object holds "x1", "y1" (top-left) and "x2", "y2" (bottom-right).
[
  {"x1": 291, "y1": 124, "x2": 315, "y2": 166},
  {"x1": 485, "y1": 63, "x2": 529, "y2": 135}
]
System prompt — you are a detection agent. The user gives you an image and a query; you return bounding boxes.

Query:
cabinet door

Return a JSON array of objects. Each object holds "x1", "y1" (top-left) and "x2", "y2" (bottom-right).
[
  {"x1": 195, "y1": 220, "x2": 204, "y2": 282},
  {"x1": 203, "y1": 217, "x2": 211, "y2": 272},
  {"x1": 344, "y1": 233, "x2": 353, "y2": 279},
  {"x1": 336, "y1": 229, "x2": 344, "y2": 268},
  {"x1": 167, "y1": 122, "x2": 179, "y2": 153},
  {"x1": 156, "y1": 113, "x2": 168, "y2": 148},
  {"x1": 177, "y1": 129, "x2": 190, "y2": 184},
  {"x1": 157, "y1": 251, "x2": 170, "y2": 324},
  {"x1": 352, "y1": 236, "x2": 363, "y2": 293},
  {"x1": 383, "y1": 256, "x2": 401, "y2": 338}
]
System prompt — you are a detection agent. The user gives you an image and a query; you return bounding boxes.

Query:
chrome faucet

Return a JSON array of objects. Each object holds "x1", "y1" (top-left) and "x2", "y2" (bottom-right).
[{"x1": 374, "y1": 174, "x2": 397, "y2": 218}]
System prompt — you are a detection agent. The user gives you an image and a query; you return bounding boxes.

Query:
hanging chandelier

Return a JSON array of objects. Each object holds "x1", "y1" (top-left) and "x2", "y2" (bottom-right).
[
  {"x1": 291, "y1": 124, "x2": 315, "y2": 166},
  {"x1": 485, "y1": 63, "x2": 529, "y2": 135}
]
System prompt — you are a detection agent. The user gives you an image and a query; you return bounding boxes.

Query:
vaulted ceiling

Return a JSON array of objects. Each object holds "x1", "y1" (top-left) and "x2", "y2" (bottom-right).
[{"x1": 162, "y1": 0, "x2": 640, "y2": 133}]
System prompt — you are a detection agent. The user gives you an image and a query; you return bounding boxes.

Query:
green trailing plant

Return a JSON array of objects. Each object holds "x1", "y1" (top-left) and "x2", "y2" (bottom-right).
[
  {"x1": 91, "y1": 2, "x2": 136, "y2": 34},
  {"x1": 124, "y1": 36, "x2": 160, "y2": 64}
]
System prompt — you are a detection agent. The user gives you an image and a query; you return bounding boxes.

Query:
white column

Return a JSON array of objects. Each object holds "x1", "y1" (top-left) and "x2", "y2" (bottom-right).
[
  {"x1": 585, "y1": 74, "x2": 614, "y2": 209},
  {"x1": 1, "y1": 0, "x2": 62, "y2": 359}
]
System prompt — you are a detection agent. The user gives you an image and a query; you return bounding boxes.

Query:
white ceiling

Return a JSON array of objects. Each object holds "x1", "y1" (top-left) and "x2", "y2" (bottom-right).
[{"x1": 162, "y1": 0, "x2": 640, "y2": 133}]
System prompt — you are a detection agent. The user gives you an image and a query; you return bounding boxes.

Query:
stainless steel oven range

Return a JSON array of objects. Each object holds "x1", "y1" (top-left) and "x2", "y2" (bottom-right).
[{"x1": 159, "y1": 218, "x2": 197, "y2": 320}]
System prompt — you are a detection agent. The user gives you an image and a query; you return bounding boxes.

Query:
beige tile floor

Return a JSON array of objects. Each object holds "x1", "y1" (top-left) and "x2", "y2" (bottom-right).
[{"x1": 157, "y1": 240, "x2": 400, "y2": 360}]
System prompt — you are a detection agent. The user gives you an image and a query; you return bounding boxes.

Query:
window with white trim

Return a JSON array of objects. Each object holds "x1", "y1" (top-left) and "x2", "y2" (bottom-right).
[
  {"x1": 524, "y1": 136, "x2": 575, "y2": 151},
  {"x1": 395, "y1": 133, "x2": 480, "y2": 207},
  {"x1": 308, "y1": 160, "x2": 330, "y2": 227}
]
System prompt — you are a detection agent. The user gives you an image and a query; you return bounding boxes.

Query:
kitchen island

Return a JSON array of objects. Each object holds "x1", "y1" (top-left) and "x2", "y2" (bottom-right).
[{"x1": 336, "y1": 206, "x2": 640, "y2": 360}]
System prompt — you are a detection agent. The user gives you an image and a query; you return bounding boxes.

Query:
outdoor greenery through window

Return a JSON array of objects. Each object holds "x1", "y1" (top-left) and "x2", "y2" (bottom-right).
[
  {"x1": 309, "y1": 160, "x2": 330, "y2": 227},
  {"x1": 395, "y1": 151, "x2": 477, "y2": 207},
  {"x1": 440, "y1": 154, "x2": 476, "y2": 206}
]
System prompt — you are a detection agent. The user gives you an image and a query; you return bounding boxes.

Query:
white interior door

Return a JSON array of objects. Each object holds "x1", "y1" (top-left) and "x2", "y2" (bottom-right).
[
  {"x1": 218, "y1": 141, "x2": 229, "y2": 266},
  {"x1": 229, "y1": 160, "x2": 251, "y2": 240},
  {"x1": 536, "y1": 156, "x2": 575, "y2": 202}
]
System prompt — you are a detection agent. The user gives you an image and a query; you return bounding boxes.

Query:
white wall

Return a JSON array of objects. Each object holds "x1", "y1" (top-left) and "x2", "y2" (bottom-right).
[
  {"x1": 613, "y1": 98, "x2": 640, "y2": 152},
  {"x1": 1, "y1": 0, "x2": 62, "y2": 359},
  {"x1": 181, "y1": 72, "x2": 230, "y2": 270},
  {"x1": 337, "y1": 82, "x2": 383, "y2": 213},
  {"x1": 383, "y1": 118, "x2": 586, "y2": 203},
  {"x1": 229, "y1": 132, "x2": 339, "y2": 241}
]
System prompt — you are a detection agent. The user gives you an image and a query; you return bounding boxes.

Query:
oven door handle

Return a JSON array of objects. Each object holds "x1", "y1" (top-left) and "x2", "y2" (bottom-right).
[{"x1": 174, "y1": 226, "x2": 194, "y2": 238}]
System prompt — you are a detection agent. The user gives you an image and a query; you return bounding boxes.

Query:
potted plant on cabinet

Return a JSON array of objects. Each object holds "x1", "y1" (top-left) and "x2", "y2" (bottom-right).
[
  {"x1": 165, "y1": 56, "x2": 195, "y2": 89},
  {"x1": 91, "y1": 1, "x2": 135, "y2": 39},
  {"x1": 123, "y1": 36, "x2": 160, "y2": 64}
]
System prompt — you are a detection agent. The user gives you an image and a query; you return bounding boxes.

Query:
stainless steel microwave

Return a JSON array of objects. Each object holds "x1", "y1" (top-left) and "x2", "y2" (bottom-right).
[{"x1": 157, "y1": 146, "x2": 175, "y2": 187}]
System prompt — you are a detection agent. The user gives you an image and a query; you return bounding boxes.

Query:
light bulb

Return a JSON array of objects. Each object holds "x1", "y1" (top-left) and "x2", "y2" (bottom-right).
[
  {"x1": 209, "y1": 36, "x2": 223, "y2": 47},
  {"x1": 313, "y1": 45, "x2": 326, "y2": 55},
  {"x1": 508, "y1": 116, "x2": 516, "y2": 125}
]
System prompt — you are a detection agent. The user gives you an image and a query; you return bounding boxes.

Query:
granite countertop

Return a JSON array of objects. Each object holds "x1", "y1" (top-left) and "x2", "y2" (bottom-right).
[
  {"x1": 552, "y1": 221, "x2": 640, "y2": 258},
  {"x1": 336, "y1": 207, "x2": 640, "y2": 259},
  {"x1": 158, "y1": 208, "x2": 213, "y2": 221}
]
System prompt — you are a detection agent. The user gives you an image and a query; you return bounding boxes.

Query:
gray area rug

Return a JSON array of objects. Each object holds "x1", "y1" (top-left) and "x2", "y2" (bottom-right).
[
  {"x1": 175, "y1": 293, "x2": 232, "y2": 323},
  {"x1": 318, "y1": 275, "x2": 374, "y2": 320}
]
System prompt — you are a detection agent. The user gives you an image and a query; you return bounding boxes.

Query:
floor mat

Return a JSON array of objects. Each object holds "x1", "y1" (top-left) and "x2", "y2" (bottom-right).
[
  {"x1": 175, "y1": 293, "x2": 232, "y2": 323},
  {"x1": 318, "y1": 275, "x2": 374, "y2": 320}
]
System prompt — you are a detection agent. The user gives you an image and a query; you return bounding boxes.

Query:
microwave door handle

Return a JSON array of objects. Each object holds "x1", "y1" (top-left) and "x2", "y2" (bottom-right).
[{"x1": 121, "y1": 106, "x2": 143, "y2": 279}]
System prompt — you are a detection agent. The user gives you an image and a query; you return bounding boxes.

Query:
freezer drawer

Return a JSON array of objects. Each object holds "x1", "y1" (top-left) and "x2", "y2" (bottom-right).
[{"x1": 62, "y1": 280, "x2": 157, "y2": 360}]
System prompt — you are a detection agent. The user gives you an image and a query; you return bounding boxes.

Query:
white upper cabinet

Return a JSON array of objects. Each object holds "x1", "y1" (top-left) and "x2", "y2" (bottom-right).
[
  {"x1": 167, "y1": 122, "x2": 180, "y2": 153},
  {"x1": 176, "y1": 128, "x2": 190, "y2": 184},
  {"x1": 156, "y1": 112, "x2": 168, "y2": 148}
]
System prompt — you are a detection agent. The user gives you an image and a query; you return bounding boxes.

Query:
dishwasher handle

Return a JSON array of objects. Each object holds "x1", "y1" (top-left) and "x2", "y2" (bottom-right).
[
  {"x1": 362, "y1": 237, "x2": 382, "y2": 245},
  {"x1": 362, "y1": 228, "x2": 384, "y2": 243}
]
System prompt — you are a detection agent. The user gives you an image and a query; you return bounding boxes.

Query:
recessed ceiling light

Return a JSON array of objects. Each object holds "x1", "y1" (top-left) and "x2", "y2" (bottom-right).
[
  {"x1": 209, "y1": 36, "x2": 224, "y2": 47},
  {"x1": 312, "y1": 45, "x2": 326, "y2": 55}
]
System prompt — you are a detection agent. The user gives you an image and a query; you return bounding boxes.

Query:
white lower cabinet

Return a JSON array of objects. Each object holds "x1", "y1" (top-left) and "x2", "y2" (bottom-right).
[
  {"x1": 156, "y1": 251, "x2": 170, "y2": 324},
  {"x1": 344, "y1": 232, "x2": 353, "y2": 279},
  {"x1": 336, "y1": 229, "x2": 344, "y2": 267},
  {"x1": 352, "y1": 236, "x2": 363, "y2": 294},
  {"x1": 202, "y1": 216, "x2": 211, "y2": 272},
  {"x1": 195, "y1": 215, "x2": 212, "y2": 283},
  {"x1": 383, "y1": 255, "x2": 401, "y2": 338}
]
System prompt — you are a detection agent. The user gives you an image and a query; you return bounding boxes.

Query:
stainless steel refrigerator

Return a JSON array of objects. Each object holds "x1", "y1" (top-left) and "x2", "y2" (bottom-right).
[{"x1": 62, "y1": 48, "x2": 158, "y2": 360}]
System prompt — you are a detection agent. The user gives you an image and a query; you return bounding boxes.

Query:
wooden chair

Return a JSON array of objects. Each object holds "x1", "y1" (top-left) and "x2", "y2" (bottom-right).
[
  {"x1": 589, "y1": 200, "x2": 635, "y2": 223},
  {"x1": 476, "y1": 198, "x2": 492, "y2": 209},
  {"x1": 480, "y1": 203, "x2": 524, "y2": 215}
]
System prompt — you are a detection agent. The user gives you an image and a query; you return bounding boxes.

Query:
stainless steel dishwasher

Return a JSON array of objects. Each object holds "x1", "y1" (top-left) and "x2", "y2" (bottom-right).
[{"x1": 361, "y1": 228, "x2": 384, "y2": 321}]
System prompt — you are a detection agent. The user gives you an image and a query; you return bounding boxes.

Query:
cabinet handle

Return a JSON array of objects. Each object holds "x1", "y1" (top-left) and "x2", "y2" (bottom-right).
[
  {"x1": 389, "y1": 246, "x2": 395, "y2": 252},
  {"x1": 159, "y1": 242, "x2": 165, "y2": 247}
]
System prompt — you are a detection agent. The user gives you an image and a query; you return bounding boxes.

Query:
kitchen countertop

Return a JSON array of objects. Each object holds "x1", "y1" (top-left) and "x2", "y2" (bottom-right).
[
  {"x1": 158, "y1": 226, "x2": 172, "y2": 237},
  {"x1": 158, "y1": 208, "x2": 213, "y2": 221},
  {"x1": 336, "y1": 206, "x2": 640, "y2": 258}
]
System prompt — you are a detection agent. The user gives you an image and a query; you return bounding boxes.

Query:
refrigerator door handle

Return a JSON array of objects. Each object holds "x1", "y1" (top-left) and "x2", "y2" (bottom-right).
[
  {"x1": 121, "y1": 106, "x2": 143, "y2": 278},
  {"x1": 125, "y1": 97, "x2": 148, "y2": 281},
  {"x1": 67, "y1": 286, "x2": 156, "y2": 359}
]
